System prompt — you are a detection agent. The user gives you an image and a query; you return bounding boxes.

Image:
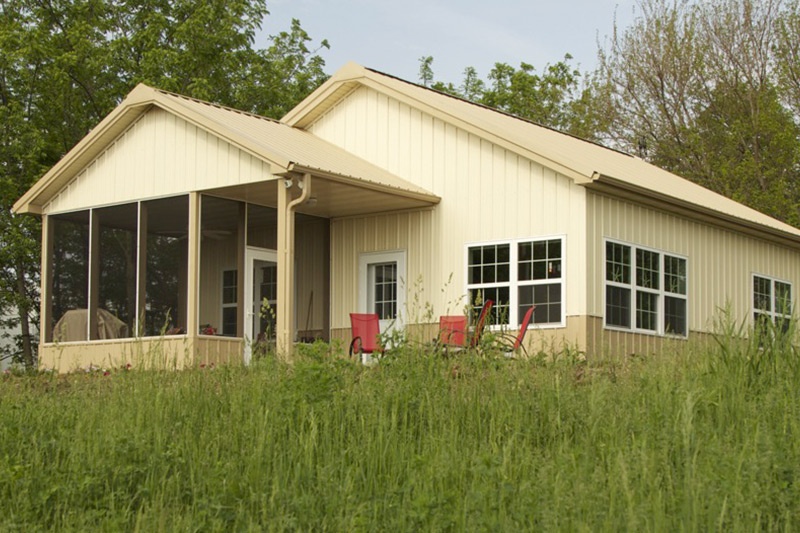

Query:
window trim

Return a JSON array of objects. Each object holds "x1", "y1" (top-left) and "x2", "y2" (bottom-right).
[
  {"x1": 603, "y1": 238, "x2": 689, "y2": 338},
  {"x1": 751, "y1": 273, "x2": 793, "y2": 326},
  {"x1": 464, "y1": 235, "x2": 566, "y2": 330}
]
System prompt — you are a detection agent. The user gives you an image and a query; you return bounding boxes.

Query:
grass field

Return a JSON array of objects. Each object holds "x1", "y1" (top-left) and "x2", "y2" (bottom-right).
[{"x1": 2, "y1": 324, "x2": 800, "y2": 531}]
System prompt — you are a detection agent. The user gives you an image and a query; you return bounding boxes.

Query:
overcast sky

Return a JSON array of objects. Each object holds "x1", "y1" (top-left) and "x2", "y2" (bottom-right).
[{"x1": 260, "y1": 0, "x2": 639, "y2": 84}]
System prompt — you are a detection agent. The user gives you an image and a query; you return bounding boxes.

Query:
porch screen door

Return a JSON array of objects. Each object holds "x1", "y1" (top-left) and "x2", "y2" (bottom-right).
[
  {"x1": 359, "y1": 250, "x2": 406, "y2": 334},
  {"x1": 244, "y1": 247, "x2": 277, "y2": 363}
]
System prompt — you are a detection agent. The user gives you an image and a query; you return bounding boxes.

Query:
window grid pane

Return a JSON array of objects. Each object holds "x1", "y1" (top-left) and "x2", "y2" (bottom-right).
[
  {"x1": 519, "y1": 239, "x2": 561, "y2": 281},
  {"x1": 664, "y1": 255, "x2": 687, "y2": 295},
  {"x1": 469, "y1": 287, "x2": 510, "y2": 327},
  {"x1": 606, "y1": 285, "x2": 631, "y2": 328},
  {"x1": 636, "y1": 290, "x2": 658, "y2": 331},
  {"x1": 373, "y1": 263, "x2": 397, "y2": 320},
  {"x1": 606, "y1": 242, "x2": 631, "y2": 284},
  {"x1": 775, "y1": 281, "x2": 792, "y2": 317},
  {"x1": 468, "y1": 244, "x2": 511, "y2": 284},
  {"x1": 222, "y1": 270, "x2": 237, "y2": 305},
  {"x1": 753, "y1": 276, "x2": 772, "y2": 312},
  {"x1": 636, "y1": 249, "x2": 660, "y2": 290},
  {"x1": 519, "y1": 284, "x2": 561, "y2": 325},
  {"x1": 664, "y1": 296, "x2": 687, "y2": 336}
]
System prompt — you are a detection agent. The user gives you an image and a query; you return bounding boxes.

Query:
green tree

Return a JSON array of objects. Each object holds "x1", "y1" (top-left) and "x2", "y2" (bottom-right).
[
  {"x1": 596, "y1": 0, "x2": 800, "y2": 224},
  {"x1": 415, "y1": 55, "x2": 604, "y2": 139},
  {"x1": 0, "y1": 0, "x2": 329, "y2": 366}
]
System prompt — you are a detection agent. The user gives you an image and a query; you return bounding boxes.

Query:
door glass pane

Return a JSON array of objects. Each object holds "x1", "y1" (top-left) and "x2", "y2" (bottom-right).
[
  {"x1": 257, "y1": 263, "x2": 278, "y2": 338},
  {"x1": 372, "y1": 262, "x2": 397, "y2": 320}
]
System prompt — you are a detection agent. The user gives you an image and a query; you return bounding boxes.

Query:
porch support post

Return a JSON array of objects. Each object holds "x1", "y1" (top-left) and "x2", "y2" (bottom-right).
[
  {"x1": 276, "y1": 173, "x2": 312, "y2": 360},
  {"x1": 88, "y1": 210, "x2": 100, "y2": 340},
  {"x1": 186, "y1": 192, "x2": 201, "y2": 342},
  {"x1": 136, "y1": 203, "x2": 148, "y2": 337},
  {"x1": 40, "y1": 215, "x2": 53, "y2": 343},
  {"x1": 236, "y1": 203, "x2": 246, "y2": 338}
]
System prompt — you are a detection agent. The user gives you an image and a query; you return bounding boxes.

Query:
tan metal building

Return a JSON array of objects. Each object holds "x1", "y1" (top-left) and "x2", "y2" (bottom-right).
[{"x1": 14, "y1": 62, "x2": 800, "y2": 371}]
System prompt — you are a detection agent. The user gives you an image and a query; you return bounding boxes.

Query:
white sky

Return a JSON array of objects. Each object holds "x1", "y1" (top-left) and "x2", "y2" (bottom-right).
[{"x1": 260, "y1": 0, "x2": 639, "y2": 84}]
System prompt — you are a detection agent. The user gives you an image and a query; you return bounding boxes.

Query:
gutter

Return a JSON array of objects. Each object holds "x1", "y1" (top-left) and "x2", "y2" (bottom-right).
[{"x1": 586, "y1": 172, "x2": 800, "y2": 248}]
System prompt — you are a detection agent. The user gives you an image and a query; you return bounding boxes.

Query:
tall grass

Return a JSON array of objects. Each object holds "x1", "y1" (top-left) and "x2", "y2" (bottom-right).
[{"x1": 2, "y1": 328, "x2": 800, "y2": 531}]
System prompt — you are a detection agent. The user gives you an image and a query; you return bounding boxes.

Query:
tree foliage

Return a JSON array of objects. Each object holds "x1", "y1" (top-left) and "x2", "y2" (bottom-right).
[
  {"x1": 418, "y1": 0, "x2": 800, "y2": 227},
  {"x1": 416, "y1": 55, "x2": 608, "y2": 141},
  {"x1": 596, "y1": 0, "x2": 800, "y2": 225},
  {"x1": 0, "y1": 0, "x2": 329, "y2": 366}
]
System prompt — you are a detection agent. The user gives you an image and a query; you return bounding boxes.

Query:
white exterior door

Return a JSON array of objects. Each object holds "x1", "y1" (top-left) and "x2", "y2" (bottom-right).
[
  {"x1": 358, "y1": 250, "x2": 406, "y2": 335},
  {"x1": 244, "y1": 247, "x2": 277, "y2": 364}
]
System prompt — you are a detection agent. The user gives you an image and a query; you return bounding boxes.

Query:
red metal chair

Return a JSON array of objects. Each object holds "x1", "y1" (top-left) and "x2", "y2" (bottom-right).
[
  {"x1": 470, "y1": 300, "x2": 494, "y2": 347},
  {"x1": 510, "y1": 305, "x2": 536, "y2": 356},
  {"x1": 439, "y1": 315, "x2": 468, "y2": 349},
  {"x1": 349, "y1": 313, "x2": 383, "y2": 364}
]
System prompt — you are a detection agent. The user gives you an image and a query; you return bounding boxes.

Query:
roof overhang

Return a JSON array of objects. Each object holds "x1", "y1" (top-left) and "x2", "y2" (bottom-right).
[
  {"x1": 13, "y1": 82, "x2": 438, "y2": 216},
  {"x1": 208, "y1": 166, "x2": 439, "y2": 219},
  {"x1": 586, "y1": 173, "x2": 800, "y2": 249}
]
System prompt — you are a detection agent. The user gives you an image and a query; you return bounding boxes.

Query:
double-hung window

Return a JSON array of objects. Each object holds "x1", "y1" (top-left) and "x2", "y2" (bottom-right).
[
  {"x1": 466, "y1": 237, "x2": 564, "y2": 328},
  {"x1": 604, "y1": 240, "x2": 688, "y2": 336},
  {"x1": 221, "y1": 269, "x2": 238, "y2": 336},
  {"x1": 753, "y1": 274, "x2": 793, "y2": 334}
]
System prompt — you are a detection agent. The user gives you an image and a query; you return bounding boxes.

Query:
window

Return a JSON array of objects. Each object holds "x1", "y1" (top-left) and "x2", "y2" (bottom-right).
[
  {"x1": 466, "y1": 237, "x2": 564, "y2": 328},
  {"x1": 753, "y1": 274, "x2": 793, "y2": 334},
  {"x1": 221, "y1": 270, "x2": 238, "y2": 336},
  {"x1": 371, "y1": 262, "x2": 397, "y2": 320},
  {"x1": 604, "y1": 240, "x2": 687, "y2": 337}
]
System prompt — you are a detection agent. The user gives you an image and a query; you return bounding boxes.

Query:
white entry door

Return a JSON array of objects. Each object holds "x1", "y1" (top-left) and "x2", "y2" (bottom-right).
[
  {"x1": 244, "y1": 247, "x2": 278, "y2": 364},
  {"x1": 359, "y1": 250, "x2": 406, "y2": 335}
]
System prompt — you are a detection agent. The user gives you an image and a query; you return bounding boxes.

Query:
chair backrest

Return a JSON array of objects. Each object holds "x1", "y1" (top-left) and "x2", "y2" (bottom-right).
[
  {"x1": 513, "y1": 306, "x2": 536, "y2": 352},
  {"x1": 349, "y1": 313, "x2": 382, "y2": 353},
  {"x1": 439, "y1": 315, "x2": 468, "y2": 347},
  {"x1": 471, "y1": 300, "x2": 494, "y2": 347}
]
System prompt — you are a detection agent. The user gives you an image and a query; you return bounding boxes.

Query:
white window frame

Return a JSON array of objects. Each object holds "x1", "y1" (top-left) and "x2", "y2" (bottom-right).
[
  {"x1": 752, "y1": 273, "x2": 793, "y2": 328},
  {"x1": 220, "y1": 268, "x2": 238, "y2": 337},
  {"x1": 603, "y1": 239, "x2": 689, "y2": 338},
  {"x1": 464, "y1": 235, "x2": 566, "y2": 329}
]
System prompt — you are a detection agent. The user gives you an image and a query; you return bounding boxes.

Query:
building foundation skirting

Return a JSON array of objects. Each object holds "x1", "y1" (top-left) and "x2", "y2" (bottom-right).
[
  {"x1": 39, "y1": 336, "x2": 244, "y2": 373},
  {"x1": 331, "y1": 315, "x2": 702, "y2": 359}
]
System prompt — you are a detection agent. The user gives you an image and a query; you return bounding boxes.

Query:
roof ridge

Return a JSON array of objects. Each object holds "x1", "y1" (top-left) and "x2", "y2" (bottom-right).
[
  {"x1": 151, "y1": 86, "x2": 284, "y2": 126},
  {"x1": 362, "y1": 66, "x2": 634, "y2": 159}
]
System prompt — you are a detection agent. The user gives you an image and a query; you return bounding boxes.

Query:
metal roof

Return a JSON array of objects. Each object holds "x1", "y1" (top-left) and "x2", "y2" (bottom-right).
[
  {"x1": 13, "y1": 83, "x2": 439, "y2": 215},
  {"x1": 283, "y1": 62, "x2": 800, "y2": 243}
]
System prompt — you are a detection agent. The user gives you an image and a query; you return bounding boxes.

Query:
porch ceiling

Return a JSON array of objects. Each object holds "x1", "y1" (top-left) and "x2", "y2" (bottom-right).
[{"x1": 209, "y1": 174, "x2": 437, "y2": 218}]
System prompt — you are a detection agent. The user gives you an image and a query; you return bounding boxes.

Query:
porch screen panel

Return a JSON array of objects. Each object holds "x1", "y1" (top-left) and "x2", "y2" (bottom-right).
[
  {"x1": 97, "y1": 203, "x2": 137, "y2": 338},
  {"x1": 144, "y1": 196, "x2": 189, "y2": 336},
  {"x1": 247, "y1": 204, "x2": 277, "y2": 249},
  {"x1": 50, "y1": 211, "x2": 90, "y2": 342},
  {"x1": 200, "y1": 196, "x2": 241, "y2": 336}
]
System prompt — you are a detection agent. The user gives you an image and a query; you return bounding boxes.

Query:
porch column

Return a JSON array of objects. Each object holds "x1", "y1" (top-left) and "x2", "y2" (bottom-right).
[
  {"x1": 40, "y1": 215, "x2": 53, "y2": 343},
  {"x1": 88, "y1": 210, "x2": 100, "y2": 340},
  {"x1": 276, "y1": 173, "x2": 312, "y2": 360},
  {"x1": 186, "y1": 192, "x2": 201, "y2": 339}
]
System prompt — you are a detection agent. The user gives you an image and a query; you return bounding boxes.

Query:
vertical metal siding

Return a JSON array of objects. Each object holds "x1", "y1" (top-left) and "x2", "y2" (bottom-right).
[
  {"x1": 314, "y1": 87, "x2": 587, "y2": 329},
  {"x1": 44, "y1": 109, "x2": 273, "y2": 214},
  {"x1": 587, "y1": 192, "x2": 800, "y2": 332}
]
